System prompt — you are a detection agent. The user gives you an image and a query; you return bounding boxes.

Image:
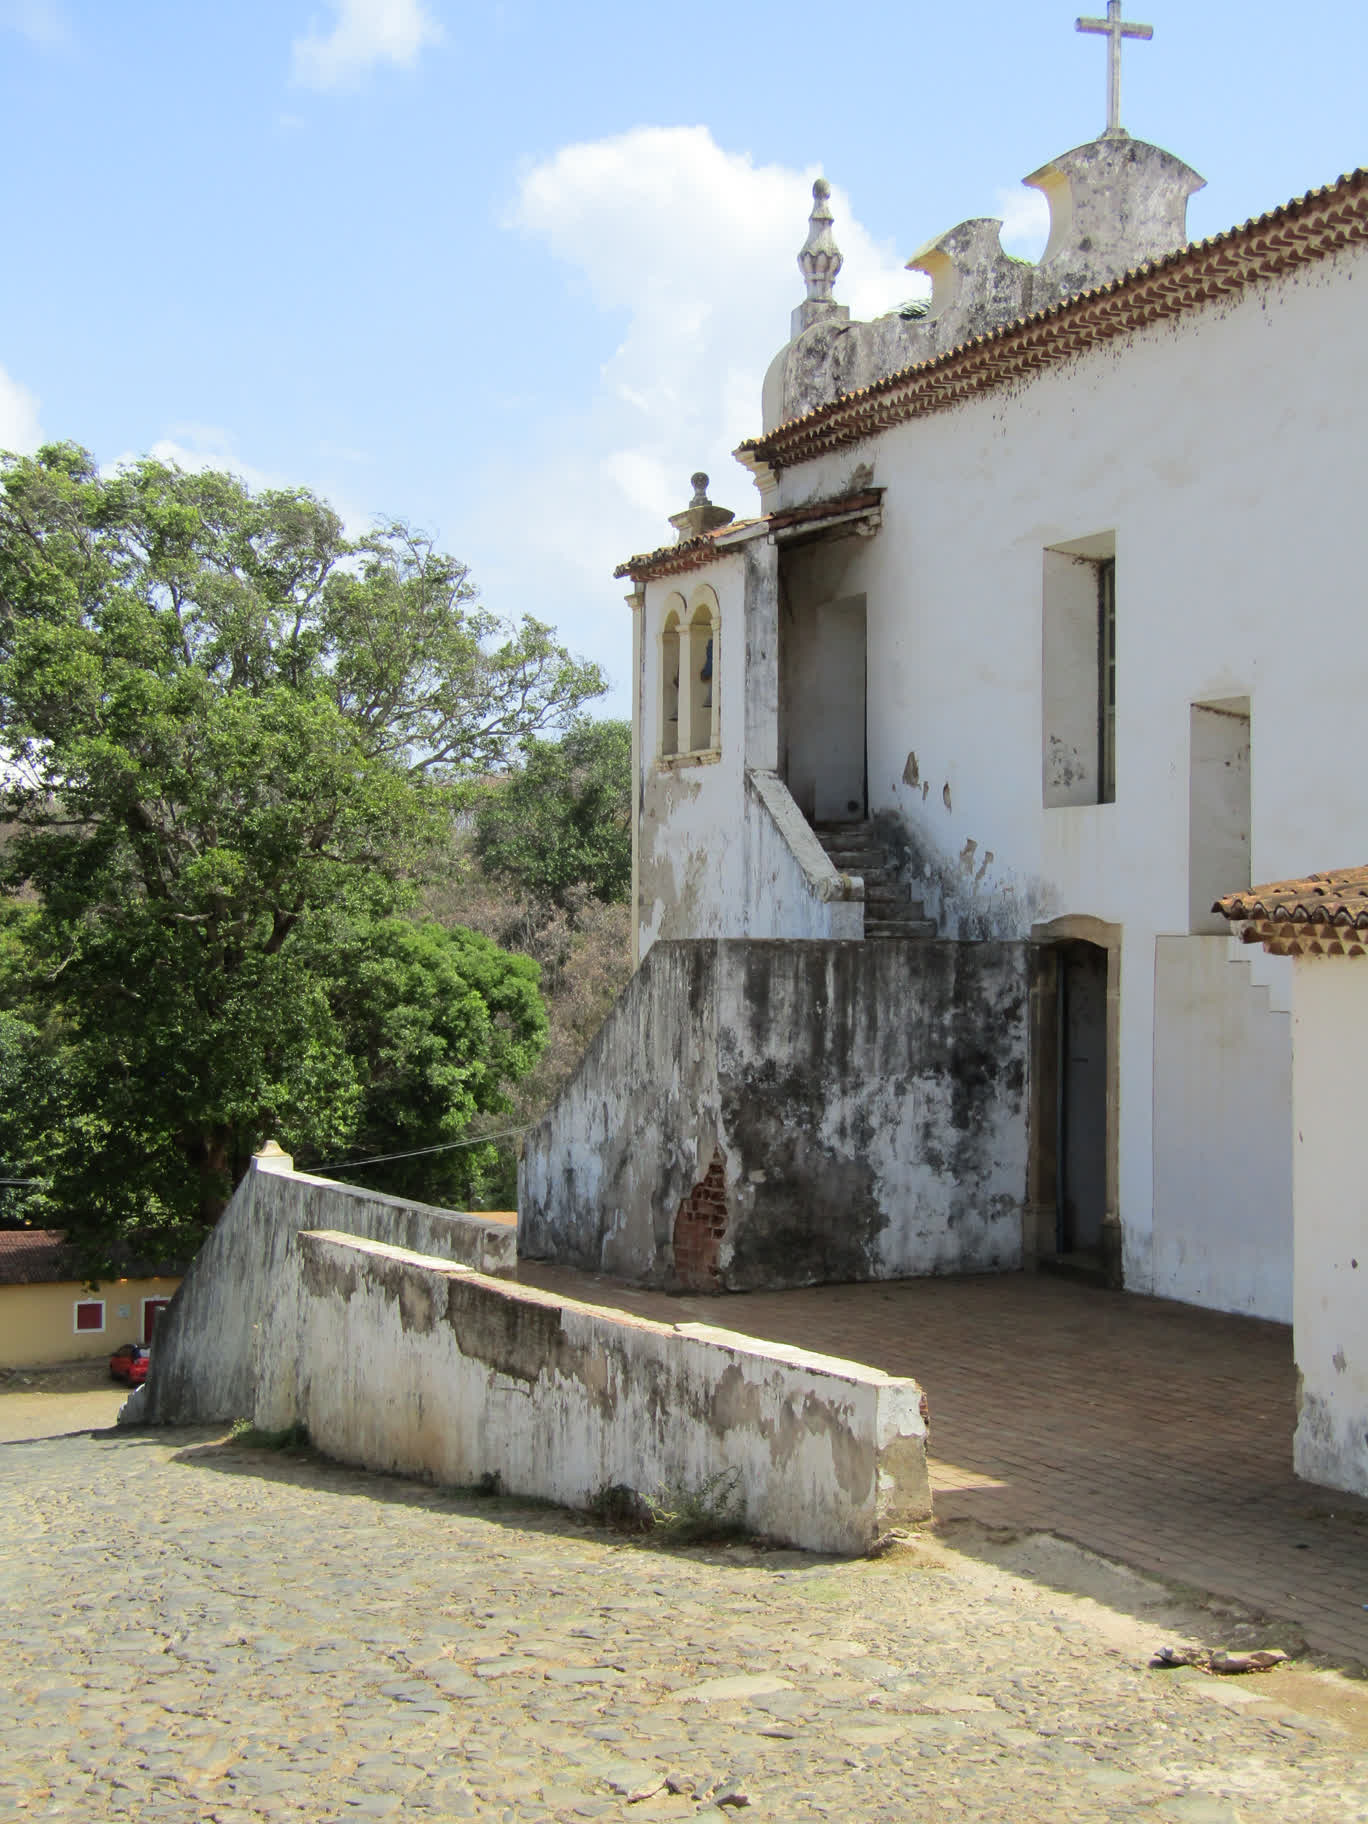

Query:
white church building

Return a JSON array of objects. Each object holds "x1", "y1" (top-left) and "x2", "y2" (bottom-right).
[{"x1": 521, "y1": 13, "x2": 1368, "y2": 1495}]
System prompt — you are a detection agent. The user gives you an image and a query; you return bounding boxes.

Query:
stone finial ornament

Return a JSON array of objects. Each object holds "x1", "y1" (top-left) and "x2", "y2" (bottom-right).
[
  {"x1": 668, "y1": 473, "x2": 735, "y2": 545},
  {"x1": 791, "y1": 178, "x2": 852, "y2": 341},
  {"x1": 799, "y1": 178, "x2": 843, "y2": 303}
]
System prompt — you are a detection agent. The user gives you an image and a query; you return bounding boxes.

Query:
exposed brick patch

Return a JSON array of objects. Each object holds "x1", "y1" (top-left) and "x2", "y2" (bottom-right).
[{"x1": 672, "y1": 1148, "x2": 728, "y2": 1292}]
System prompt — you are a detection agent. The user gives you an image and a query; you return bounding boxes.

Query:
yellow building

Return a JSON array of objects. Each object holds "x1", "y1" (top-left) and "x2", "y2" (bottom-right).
[{"x1": 0, "y1": 1231, "x2": 181, "y2": 1370}]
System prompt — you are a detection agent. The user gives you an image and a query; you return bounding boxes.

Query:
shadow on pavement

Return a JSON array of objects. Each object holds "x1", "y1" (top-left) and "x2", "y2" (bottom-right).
[{"x1": 143, "y1": 1429, "x2": 833, "y2": 1573}]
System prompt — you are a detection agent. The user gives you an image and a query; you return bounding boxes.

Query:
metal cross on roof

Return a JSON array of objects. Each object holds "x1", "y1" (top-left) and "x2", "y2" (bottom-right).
[{"x1": 1076, "y1": 1, "x2": 1153, "y2": 136}]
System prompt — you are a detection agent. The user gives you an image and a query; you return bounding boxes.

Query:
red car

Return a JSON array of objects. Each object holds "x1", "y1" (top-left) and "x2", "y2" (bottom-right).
[{"x1": 109, "y1": 1343, "x2": 150, "y2": 1385}]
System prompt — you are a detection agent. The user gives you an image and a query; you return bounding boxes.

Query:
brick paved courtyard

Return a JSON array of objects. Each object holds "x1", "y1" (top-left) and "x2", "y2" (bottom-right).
[{"x1": 519, "y1": 1267, "x2": 1368, "y2": 1669}]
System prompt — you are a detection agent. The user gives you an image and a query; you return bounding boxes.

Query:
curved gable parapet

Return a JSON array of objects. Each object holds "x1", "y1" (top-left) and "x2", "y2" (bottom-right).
[
  {"x1": 1027, "y1": 136, "x2": 1205, "y2": 307},
  {"x1": 762, "y1": 135, "x2": 1206, "y2": 434}
]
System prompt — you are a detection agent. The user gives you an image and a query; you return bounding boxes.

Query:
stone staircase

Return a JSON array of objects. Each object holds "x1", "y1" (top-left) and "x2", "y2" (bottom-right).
[{"x1": 814, "y1": 822, "x2": 937, "y2": 940}]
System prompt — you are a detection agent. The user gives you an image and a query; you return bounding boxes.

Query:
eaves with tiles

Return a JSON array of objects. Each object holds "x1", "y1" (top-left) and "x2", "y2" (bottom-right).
[
  {"x1": 737, "y1": 168, "x2": 1368, "y2": 477},
  {"x1": 613, "y1": 489, "x2": 884, "y2": 588},
  {"x1": 1216, "y1": 867, "x2": 1368, "y2": 958}
]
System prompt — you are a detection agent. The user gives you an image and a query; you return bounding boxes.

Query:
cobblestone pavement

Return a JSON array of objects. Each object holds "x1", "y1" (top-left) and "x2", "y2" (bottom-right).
[{"x1": 4, "y1": 1408, "x2": 1368, "y2": 1824}]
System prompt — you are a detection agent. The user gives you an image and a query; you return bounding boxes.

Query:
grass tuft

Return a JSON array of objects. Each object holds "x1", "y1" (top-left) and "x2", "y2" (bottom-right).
[
  {"x1": 228, "y1": 1419, "x2": 310, "y2": 1450},
  {"x1": 591, "y1": 1467, "x2": 747, "y2": 1544}
]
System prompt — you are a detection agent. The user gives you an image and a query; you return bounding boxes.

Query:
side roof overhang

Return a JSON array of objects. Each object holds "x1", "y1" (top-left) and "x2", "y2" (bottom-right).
[
  {"x1": 1215, "y1": 866, "x2": 1368, "y2": 958},
  {"x1": 613, "y1": 488, "x2": 883, "y2": 588}
]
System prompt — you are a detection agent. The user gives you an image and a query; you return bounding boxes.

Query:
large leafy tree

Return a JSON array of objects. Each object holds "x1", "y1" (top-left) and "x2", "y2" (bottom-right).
[
  {"x1": 473, "y1": 717, "x2": 632, "y2": 920},
  {"x1": 0, "y1": 444, "x2": 601, "y2": 1256}
]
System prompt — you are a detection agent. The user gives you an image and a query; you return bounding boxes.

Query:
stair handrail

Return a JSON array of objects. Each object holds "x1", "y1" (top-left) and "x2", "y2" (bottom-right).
[{"x1": 747, "y1": 769, "x2": 864, "y2": 904}]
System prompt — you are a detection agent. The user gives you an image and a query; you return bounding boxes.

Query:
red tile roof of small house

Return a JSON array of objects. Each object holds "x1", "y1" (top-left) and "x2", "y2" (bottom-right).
[
  {"x1": 1214, "y1": 867, "x2": 1368, "y2": 957},
  {"x1": 0, "y1": 1229, "x2": 77, "y2": 1286},
  {"x1": 0, "y1": 1228, "x2": 186, "y2": 1286}
]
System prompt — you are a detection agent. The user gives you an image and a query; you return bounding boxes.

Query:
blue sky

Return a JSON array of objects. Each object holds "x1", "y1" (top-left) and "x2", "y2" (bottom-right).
[{"x1": 1, "y1": 0, "x2": 1363, "y2": 715}]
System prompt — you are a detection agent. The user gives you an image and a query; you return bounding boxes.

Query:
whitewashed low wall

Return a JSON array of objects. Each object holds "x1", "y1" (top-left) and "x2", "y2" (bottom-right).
[
  {"x1": 255, "y1": 1230, "x2": 932, "y2": 1555},
  {"x1": 137, "y1": 1158, "x2": 517, "y2": 1425},
  {"x1": 744, "y1": 770, "x2": 863, "y2": 940}
]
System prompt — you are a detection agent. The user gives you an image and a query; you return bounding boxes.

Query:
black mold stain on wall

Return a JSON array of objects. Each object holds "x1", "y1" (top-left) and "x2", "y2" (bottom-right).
[
  {"x1": 719, "y1": 940, "x2": 1028, "y2": 1290},
  {"x1": 525, "y1": 937, "x2": 1030, "y2": 1295}
]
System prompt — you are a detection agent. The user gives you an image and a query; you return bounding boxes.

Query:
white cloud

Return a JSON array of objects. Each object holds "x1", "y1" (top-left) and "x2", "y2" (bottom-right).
[
  {"x1": 292, "y1": 0, "x2": 442, "y2": 91},
  {"x1": 111, "y1": 425, "x2": 374, "y2": 540},
  {"x1": 487, "y1": 126, "x2": 917, "y2": 686},
  {"x1": 133, "y1": 425, "x2": 284, "y2": 499},
  {"x1": 996, "y1": 184, "x2": 1052, "y2": 260},
  {"x1": 0, "y1": 0, "x2": 71, "y2": 50},
  {"x1": 0, "y1": 365, "x2": 41, "y2": 454}
]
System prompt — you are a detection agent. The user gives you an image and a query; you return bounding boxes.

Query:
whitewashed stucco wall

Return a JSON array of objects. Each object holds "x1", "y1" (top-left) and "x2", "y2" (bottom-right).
[
  {"x1": 743, "y1": 241, "x2": 1368, "y2": 1303},
  {"x1": 1152, "y1": 937, "x2": 1292, "y2": 1320},
  {"x1": 255, "y1": 1229, "x2": 932, "y2": 1554},
  {"x1": 634, "y1": 554, "x2": 859, "y2": 953},
  {"x1": 635, "y1": 560, "x2": 748, "y2": 954},
  {"x1": 1291, "y1": 958, "x2": 1368, "y2": 1498},
  {"x1": 520, "y1": 938, "x2": 1027, "y2": 1291},
  {"x1": 135, "y1": 1157, "x2": 517, "y2": 1425}
]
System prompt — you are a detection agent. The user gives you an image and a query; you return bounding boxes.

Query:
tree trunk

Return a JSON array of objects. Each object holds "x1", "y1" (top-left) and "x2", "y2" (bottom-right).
[{"x1": 188, "y1": 1131, "x2": 233, "y2": 1230}]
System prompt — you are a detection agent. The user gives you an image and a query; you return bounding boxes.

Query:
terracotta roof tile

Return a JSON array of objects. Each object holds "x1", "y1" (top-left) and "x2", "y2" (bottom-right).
[
  {"x1": 737, "y1": 168, "x2": 1368, "y2": 473},
  {"x1": 613, "y1": 532, "x2": 717, "y2": 584},
  {"x1": 0, "y1": 1229, "x2": 76, "y2": 1286},
  {"x1": 614, "y1": 489, "x2": 883, "y2": 585},
  {"x1": 1215, "y1": 866, "x2": 1368, "y2": 958},
  {"x1": 0, "y1": 1227, "x2": 188, "y2": 1285},
  {"x1": 1215, "y1": 867, "x2": 1368, "y2": 927}
]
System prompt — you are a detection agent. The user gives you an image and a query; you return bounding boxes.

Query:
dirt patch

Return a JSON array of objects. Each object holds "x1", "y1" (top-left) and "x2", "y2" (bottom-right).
[{"x1": 0, "y1": 1360, "x2": 128, "y2": 1442}]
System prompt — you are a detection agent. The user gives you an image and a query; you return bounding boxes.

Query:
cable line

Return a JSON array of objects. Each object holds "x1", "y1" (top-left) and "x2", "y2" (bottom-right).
[{"x1": 307, "y1": 1124, "x2": 528, "y2": 1175}]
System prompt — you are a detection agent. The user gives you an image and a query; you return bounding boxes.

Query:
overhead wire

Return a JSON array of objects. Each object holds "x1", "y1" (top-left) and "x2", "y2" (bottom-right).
[{"x1": 306, "y1": 1124, "x2": 529, "y2": 1175}]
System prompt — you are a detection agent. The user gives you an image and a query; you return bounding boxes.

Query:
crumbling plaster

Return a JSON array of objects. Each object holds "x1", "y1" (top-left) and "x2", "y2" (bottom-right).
[
  {"x1": 135, "y1": 1157, "x2": 516, "y2": 1426},
  {"x1": 519, "y1": 938, "x2": 1028, "y2": 1291},
  {"x1": 746, "y1": 242, "x2": 1368, "y2": 1301},
  {"x1": 254, "y1": 1228, "x2": 931, "y2": 1555},
  {"x1": 763, "y1": 136, "x2": 1204, "y2": 431}
]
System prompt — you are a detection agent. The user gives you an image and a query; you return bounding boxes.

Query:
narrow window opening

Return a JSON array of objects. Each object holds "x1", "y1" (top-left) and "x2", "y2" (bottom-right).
[
  {"x1": 1188, "y1": 699, "x2": 1251, "y2": 932},
  {"x1": 685, "y1": 603, "x2": 716, "y2": 753},
  {"x1": 1043, "y1": 533, "x2": 1116, "y2": 808},
  {"x1": 660, "y1": 611, "x2": 680, "y2": 757},
  {"x1": 1098, "y1": 557, "x2": 1116, "y2": 805}
]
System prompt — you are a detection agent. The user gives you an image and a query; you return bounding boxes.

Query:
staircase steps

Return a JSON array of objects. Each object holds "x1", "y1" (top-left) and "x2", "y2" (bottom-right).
[{"x1": 814, "y1": 821, "x2": 937, "y2": 941}]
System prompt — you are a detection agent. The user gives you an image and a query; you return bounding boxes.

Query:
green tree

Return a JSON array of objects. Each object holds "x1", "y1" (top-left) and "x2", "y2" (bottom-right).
[
  {"x1": 0, "y1": 444, "x2": 603, "y2": 1254},
  {"x1": 301, "y1": 914, "x2": 546, "y2": 1209},
  {"x1": 473, "y1": 717, "x2": 631, "y2": 919}
]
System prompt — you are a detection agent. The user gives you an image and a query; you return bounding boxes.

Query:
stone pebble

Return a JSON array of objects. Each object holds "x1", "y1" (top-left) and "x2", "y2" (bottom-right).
[{"x1": 0, "y1": 1426, "x2": 1366, "y2": 1822}]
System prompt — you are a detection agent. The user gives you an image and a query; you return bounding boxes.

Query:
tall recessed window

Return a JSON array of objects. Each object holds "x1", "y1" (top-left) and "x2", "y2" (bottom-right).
[
  {"x1": 685, "y1": 598, "x2": 718, "y2": 754},
  {"x1": 660, "y1": 607, "x2": 681, "y2": 758},
  {"x1": 1043, "y1": 533, "x2": 1116, "y2": 807},
  {"x1": 1097, "y1": 557, "x2": 1116, "y2": 806}
]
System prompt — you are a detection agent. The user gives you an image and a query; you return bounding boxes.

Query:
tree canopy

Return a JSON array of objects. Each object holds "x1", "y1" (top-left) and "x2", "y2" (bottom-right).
[
  {"x1": 473, "y1": 717, "x2": 631, "y2": 919},
  {"x1": 0, "y1": 444, "x2": 602, "y2": 1257}
]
